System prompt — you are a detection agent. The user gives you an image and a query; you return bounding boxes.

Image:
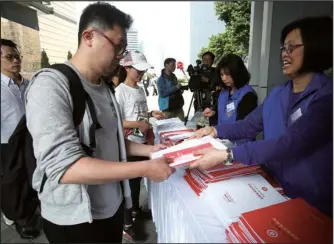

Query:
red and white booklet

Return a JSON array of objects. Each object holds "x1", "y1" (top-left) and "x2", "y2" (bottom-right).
[
  {"x1": 226, "y1": 198, "x2": 333, "y2": 243},
  {"x1": 150, "y1": 136, "x2": 227, "y2": 168},
  {"x1": 203, "y1": 174, "x2": 287, "y2": 226},
  {"x1": 159, "y1": 129, "x2": 195, "y2": 147}
]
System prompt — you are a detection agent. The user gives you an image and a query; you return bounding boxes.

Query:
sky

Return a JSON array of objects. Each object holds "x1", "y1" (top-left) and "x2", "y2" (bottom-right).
[{"x1": 76, "y1": 1, "x2": 190, "y2": 76}]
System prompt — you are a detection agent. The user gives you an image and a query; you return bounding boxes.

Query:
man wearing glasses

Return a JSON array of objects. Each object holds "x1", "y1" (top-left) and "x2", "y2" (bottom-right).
[
  {"x1": 1, "y1": 39, "x2": 41, "y2": 239},
  {"x1": 25, "y1": 3, "x2": 173, "y2": 243}
]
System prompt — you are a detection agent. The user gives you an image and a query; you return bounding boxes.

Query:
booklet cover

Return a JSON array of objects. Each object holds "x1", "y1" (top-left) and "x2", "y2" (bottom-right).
[{"x1": 204, "y1": 174, "x2": 287, "y2": 226}]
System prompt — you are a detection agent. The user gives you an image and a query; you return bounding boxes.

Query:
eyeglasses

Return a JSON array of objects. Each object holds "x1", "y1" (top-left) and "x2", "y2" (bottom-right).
[
  {"x1": 280, "y1": 44, "x2": 304, "y2": 54},
  {"x1": 92, "y1": 29, "x2": 127, "y2": 57},
  {"x1": 1, "y1": 53, "x2": 23, "y2": 62}
]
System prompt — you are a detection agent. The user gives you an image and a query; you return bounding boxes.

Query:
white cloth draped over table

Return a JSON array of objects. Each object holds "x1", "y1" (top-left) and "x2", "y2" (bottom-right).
[
  {"x1": 146, "y1": 169, "x2": 227, "y2": 243},
  {"x1": 144, "y1": 118, "x2": 227, "y2": 243}
]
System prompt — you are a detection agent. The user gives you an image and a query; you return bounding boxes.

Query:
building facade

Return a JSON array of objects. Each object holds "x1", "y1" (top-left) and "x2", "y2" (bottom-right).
[
  {"x1": 126, "y1": 28, "x2": 139, "y2": 51},
  {"x1": 1, "y1": 1, "x2": 78, "y2": 73},
  {"x1": 189, "y1": 2, "x2": 225, "y2": 64}
]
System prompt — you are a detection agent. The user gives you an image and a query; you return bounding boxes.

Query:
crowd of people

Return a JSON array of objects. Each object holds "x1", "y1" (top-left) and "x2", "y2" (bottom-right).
[{"x1": 1, "y1": 2, "x2": 332, "y2": 243}]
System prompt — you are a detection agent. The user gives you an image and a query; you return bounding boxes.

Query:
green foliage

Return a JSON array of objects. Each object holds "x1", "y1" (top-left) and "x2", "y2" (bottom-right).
[
  {"x1": 41, "y1": 49, "x2": 50, "y2": 68},
  {"x1": 198, "y1": 1, "x2": 251, "y2": 61},
  {"x1": 67, "y1": 51, "x2": 73, "y2": 60}
]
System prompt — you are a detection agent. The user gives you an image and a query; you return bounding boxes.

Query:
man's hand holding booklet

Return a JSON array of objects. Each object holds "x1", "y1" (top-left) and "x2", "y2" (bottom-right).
[{"x1": 150, "y1": 136, "x2": 227, "y2": 168}]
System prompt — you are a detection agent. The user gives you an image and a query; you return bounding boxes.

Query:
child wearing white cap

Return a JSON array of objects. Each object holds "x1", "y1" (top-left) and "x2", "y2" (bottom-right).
[{"x1": 115, "y1": 50, "x2": 165, "y2": 241}]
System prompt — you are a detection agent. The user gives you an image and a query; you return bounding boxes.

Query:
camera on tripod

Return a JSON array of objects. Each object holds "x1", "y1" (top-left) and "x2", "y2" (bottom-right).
[{"x1": 186, "y1": 60, "x2": 214, "y2": 91}]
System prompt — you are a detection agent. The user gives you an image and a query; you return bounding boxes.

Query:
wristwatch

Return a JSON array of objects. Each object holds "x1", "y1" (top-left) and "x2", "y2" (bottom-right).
[
  {"x1": 223, "y1": 148, "x2": 234, "y2": 166},
  {"x1": 149, "y1": 111, "x2": 153, "y2": 118}
]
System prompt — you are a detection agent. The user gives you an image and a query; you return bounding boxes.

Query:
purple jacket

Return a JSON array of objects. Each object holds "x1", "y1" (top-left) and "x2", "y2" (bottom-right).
[{"x1": 215, "y1": 73, "x2": 333, "y2": 216}]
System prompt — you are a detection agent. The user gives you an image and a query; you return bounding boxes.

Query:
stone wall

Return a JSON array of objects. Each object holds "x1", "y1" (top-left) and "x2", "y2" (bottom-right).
[{"x1": 1, "y1": 17, "x2": 41, "y2": 72}]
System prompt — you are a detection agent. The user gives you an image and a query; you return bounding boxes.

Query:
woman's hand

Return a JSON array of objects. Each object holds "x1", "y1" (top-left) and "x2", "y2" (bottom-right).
[
  {"x1": 152, "y1": 110, "x2": 166, "y2": 120},
  {"x1": 189, "y1": 148, "x2": 227, "y2": 170},
  {"x1": 190, "y1": 126, "x2": 217, "y2": 139},
  {"x1": 203, "y1": 108, "x2": 216, "y2": 118}
]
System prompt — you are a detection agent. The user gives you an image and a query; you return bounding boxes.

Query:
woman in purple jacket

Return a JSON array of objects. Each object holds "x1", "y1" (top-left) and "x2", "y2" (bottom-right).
[{"x1": 191, "y1": 16, "x2": 333, "y2": 217}]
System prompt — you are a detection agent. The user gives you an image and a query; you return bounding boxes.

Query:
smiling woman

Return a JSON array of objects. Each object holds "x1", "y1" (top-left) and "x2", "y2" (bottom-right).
[
  {"x1": 191, "y1": 15, "x2": 333, "y2": 217},
  {"x1": 280, "y1": 16, "x2": 332, "y2": 81}
]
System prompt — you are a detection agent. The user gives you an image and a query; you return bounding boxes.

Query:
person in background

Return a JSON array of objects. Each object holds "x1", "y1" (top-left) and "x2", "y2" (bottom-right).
[
  {"x1": 25, "y1": 3, "x2": 173, "y2": 243},
  {"x1": 106, "y1": 64, "x2": 126, "y2": 88},
  {"x1": 194, "y1": 51, "x2": 216, "y2": 112},
  {"x1": 1, "y1": 39, "x2": 41, "y2": 239},
  {"x1": 203, "y1": 53, "x2": 258, "y2": 145},
  {"x1": 157, "y1": 58, "x2": 185, "y2": 121},
  {"x1": 152, "y1": 73, "x2": 158, "y2": 96},
  {"x1": 191, "y1": 16, "x2": 333, "y2": 217},
  {"x1": 115, "y1": 50, "x2": 166, "y2": 242},
  {"x1": 142, "y1": 76, "x2": 149, "y2": 96}
]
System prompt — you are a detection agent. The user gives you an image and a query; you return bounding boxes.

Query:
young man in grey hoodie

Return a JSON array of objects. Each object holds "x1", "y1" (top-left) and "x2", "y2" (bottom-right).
[{"x1": 25, "y1": 3, "x2": 173, "y2": 243}]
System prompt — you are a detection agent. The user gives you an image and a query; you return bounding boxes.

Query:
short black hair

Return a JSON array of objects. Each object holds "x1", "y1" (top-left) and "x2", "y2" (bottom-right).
[
  {"x1": 78, "y1": 2, "x2": 133, "y2": 45},
  {"x1": 280, "y1": 16, "x2": 333, "y2": 73},
  {"x1": 217, "y1": 53, "x2": 250, "y2": 89},
  {"x1": 164, "y1": 58, "x2": 176, "y2": 66},
  {"x1": 202, "y1": 51, "x2": 215, "y2": 61},
  {"x1": 0, "y1": 39, "x2": 18, "y2": 53}
]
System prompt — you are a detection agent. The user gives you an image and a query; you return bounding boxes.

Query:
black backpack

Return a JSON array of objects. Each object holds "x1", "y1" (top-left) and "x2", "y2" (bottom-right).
[{"x1": 1, "y1": 64, "x2": 111, "y2": 221}]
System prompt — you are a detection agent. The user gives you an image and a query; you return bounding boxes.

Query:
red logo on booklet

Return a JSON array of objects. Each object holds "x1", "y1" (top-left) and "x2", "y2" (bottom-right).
[{"x1": 262, "y1": 187, "x2": 268, "y2": 191}]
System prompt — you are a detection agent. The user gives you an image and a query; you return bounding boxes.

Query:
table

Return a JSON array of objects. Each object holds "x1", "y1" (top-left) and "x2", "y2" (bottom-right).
[
  {"x1": 144, "y1": 121, "x2": 228, "y2": 243},
  {"x1": 146, "y1": 169, "x2": 227, "y2": 243}
]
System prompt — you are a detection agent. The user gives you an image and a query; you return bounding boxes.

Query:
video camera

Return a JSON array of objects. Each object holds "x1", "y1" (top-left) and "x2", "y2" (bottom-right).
[{"x1": 186, "y1": 60, "x2": 215, "y2": 91}]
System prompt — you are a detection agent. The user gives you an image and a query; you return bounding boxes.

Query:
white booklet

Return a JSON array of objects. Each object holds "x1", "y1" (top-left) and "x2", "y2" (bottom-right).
[{"x1": 203, "y1": 174, "x2": 287, "y2": 226}]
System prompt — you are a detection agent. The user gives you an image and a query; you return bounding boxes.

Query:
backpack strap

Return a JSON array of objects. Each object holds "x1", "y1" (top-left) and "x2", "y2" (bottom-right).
[
  {"x1": 39, "y1": 64, "x2": 102, "y2": 193},
  {"x1": 49, "y1": 64, "x2": 87, "y2": 127}
]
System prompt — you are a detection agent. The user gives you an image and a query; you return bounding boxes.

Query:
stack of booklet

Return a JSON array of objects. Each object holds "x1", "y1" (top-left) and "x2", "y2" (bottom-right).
[
  {"x1": 184, "y1": 166, "x2": 284, "y2": 196},
  {"x1": 155, "y1": 117, "x2": 186, "y2": 134},
  {"x1": 225, "y1": 198, "x2": 333, "y2": 243},
  {"x1": 184, "y1": 164, "x2": 261, "y2": 195},
  {"x1": 159, "y1": 129, "x2": 195, "y2": 147}
]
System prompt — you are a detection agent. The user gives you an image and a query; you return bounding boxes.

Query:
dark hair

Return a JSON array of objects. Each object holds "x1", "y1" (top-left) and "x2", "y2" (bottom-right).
[
  {"x1": 78, "y1": 2, "x2": 133, "y2": 45},
  {"x1": 216, "y1": 53, "x2": 251, "y2": 89},
  {"x1": 202, "y1": 51, "x2": 215, "y2": 61},
  {"x1": 0, "y1": 39, "x2": 18, "y2": 54},
  {"x1": 118, "y1": 65, "x2": 127, "y2": 83},
  {"x1": 164, "y1": 58, "x2": 176, "y2": 66},
  {"x1": 280, "y1": 16, "x2": 333, "y2": 73}
]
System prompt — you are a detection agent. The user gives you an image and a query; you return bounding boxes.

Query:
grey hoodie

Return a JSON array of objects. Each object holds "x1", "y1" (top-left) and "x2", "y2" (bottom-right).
[{"x1": 25, "y1": 62, "x2": 131, "y2": 225}]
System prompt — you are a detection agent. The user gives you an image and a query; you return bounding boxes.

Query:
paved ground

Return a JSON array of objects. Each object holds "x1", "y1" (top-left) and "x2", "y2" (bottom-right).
[{"x1": 1, "y1": 90, "x2": 195, "y2": 244}]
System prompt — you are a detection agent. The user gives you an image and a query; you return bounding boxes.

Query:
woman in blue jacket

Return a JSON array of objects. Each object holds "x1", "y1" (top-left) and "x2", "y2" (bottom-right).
[
  {"x1": 191, "y1": 16, "x2": 333, "y2": 216},
  {"x1": 203, "y1": 54, "x2": 258, "y2": 144}
]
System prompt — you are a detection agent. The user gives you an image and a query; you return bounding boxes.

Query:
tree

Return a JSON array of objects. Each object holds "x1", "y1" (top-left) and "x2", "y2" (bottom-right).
[
  {"x1": 67, "y1": 51, "x2": 73, "y2": 60},
  {"x1": 198, "y1": 1, "x2": 251, "y2": 61},
  {"x1": 41, "y1": 49, "x2": 50, "y2": 68}
]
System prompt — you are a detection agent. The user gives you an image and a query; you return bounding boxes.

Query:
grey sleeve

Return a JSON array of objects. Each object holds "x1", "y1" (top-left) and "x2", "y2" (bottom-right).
[{"x1": 26, "y1": 72, "x2": 85, "y2": 189}]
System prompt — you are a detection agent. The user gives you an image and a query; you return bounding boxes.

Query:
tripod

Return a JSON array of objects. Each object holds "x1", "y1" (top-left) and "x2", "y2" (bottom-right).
[{"x1": 184, "y1": 90, "x2": 204, "y2": 126}]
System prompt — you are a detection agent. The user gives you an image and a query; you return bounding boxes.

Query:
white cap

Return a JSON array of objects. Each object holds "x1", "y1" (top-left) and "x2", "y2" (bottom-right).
[{"x1": 120, "y1": 50, "x2": 154, "y2": 71}]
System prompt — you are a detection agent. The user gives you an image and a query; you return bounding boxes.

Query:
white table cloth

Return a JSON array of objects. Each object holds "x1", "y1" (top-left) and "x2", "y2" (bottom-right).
[
  {"x1": 144, "y1": 119, "x2": 227, "y2": 243},
  {"x1": 145, "y1": 168, "x2": 227, "y2": 243}
]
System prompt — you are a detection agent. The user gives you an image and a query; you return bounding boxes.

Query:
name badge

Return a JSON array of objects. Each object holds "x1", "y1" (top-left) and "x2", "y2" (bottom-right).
[
  {"x1": 226, "y1": 102, "x2": 235, "y2": 113},
  {"x1": 291, "y1": 108, "x2": 302, "y2": 123}
]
